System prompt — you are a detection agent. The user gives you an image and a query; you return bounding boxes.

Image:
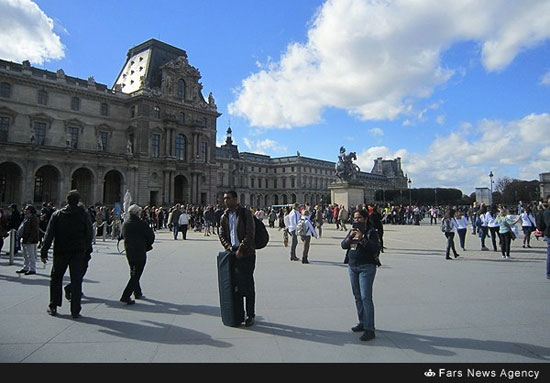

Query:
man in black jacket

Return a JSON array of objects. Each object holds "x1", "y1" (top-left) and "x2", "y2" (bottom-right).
[
  {"x1": 120, "y1": 204, "x2": 155, "y2": 305},
  {"x1": 41, "y1": 190, "x2": 93, "y2": 319}
]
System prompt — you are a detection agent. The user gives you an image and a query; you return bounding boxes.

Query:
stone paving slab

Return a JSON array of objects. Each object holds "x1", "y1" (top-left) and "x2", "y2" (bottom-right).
[{"x1": 1, "y1": 220, "x2": 549, "y2": 363}]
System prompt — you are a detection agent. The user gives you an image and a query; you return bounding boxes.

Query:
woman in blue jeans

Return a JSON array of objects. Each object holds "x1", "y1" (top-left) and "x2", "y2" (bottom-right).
[{"x1": 342, "y1": 209, "x2": 381, "y2": 342}]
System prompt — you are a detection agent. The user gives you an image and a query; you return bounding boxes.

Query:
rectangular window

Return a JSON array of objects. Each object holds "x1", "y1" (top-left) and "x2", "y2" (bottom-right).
[
  {"x1": 151, "y1": 134, "x2": 160, "y2": 158},
  {"x1": 71, "y1": 97, "x2": 80, "y2": 111},
  {"x1": 33, "y1": 121, "x2": 47, "y2": 145},
  {"x1": 99, "y1": 131, "x2": 108, "y2": 151},
  {"x1": 175, "y1": 134, "x2": 186, "y2": 160},
  {"x1": 100, "y1": 102, "x2": 109, "y2": 116},
  {"x1": 265, "y1": 179, "x2": 268, "y2": 188},
  {"x1": 130, "y1": 106, "x2": 136, "y2": 118},
  {"x1": 38, "y1": 90, "x2": 48, "y2": 105},
  {"x1": 201, "y1": 141, "x2": 207, "y2": 162},
  {"x1": 68, "y1": 127, "x2": 79, "y2": 148},
  {"x1": 0, "y1": 82, "x2": 11, "y2": 98},
  {"x1": 0, "y1": 116, "x2": 9, "y2": 142}
]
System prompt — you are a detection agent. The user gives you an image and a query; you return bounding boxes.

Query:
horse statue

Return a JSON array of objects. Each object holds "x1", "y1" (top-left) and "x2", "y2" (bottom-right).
[{"x1": 335, "y1": 146, "x2": 360, "y2": 182}]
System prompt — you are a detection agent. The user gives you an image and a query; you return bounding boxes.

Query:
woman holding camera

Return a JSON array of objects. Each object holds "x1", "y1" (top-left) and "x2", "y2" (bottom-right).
[{"x1": 342, "y1": 209, "x2": 381, "y2": 342}]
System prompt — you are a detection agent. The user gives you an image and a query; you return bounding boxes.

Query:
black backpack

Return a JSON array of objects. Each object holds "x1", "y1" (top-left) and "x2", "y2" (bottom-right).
[
  {"x1": 252, "y1": 215, "x2": 269, "y2": 249},
  {"x1": 242, "y1": 208, "x2": 269, "y2": 250}
]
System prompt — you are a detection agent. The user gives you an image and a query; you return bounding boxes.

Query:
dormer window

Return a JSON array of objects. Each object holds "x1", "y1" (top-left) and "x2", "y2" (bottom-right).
[{"x1": 177, "y1": 79, "x2": 185, "y2": 99}]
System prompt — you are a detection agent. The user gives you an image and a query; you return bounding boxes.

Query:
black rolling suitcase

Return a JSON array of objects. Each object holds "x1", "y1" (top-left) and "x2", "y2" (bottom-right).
[{"x1": 217, "y1": 251, "x2": 244, "y2": 327}]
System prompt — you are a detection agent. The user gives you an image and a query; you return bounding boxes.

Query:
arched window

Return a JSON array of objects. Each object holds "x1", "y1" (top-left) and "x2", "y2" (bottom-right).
[
  {"x1": 153, "y1": 106, "x2": 161, "y2": 118},
  {"x1": 177, "y1": 79, "x2": 185, "y2": 99},
  {"x1": 175, "y1": 134, "x2": 186, "y2": 160}
]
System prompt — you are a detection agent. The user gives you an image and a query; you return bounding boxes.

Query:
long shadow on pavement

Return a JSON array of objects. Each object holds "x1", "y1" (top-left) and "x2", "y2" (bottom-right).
[
  {"x1": 380, "y1": 330, "x2": 550, "y2": 360},
  {"x1": 61, "y1": 315, "x2": 232, "y2": 347},
  {"x1": 248, "y1": 322, "x2": 550, "y2": 360},
  {"x1": 84, "y1": 296, "x2": 221, "y2": 317}
]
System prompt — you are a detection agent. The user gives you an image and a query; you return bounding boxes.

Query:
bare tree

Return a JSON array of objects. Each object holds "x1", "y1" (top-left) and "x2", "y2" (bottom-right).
[{"x1": 495, "y1": 176, "x2": 514, "y2": 193}]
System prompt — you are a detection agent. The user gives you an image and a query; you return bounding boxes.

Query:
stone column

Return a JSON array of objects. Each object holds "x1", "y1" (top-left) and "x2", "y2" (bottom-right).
[{"x1": 96, "y1": 166, "x2": 105, "y2": 205}]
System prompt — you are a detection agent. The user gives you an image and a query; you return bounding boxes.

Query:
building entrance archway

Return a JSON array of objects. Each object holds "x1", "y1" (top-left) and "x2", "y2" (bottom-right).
[
  {"x1": 0, "y1": 162, "x2": 22, "y2": 206},
  {"x1": 174, "y1": 175, "x2": 189, "y2": 204},
  {"x1": 34, "y1": 165, "x2": 60, "y2": 205},
  {"x1": 71, "y1": 167, "x2": 94, "y2": 206},
  {"x1": 103, "y1": 170, "x2": 123, "y2": 205}
]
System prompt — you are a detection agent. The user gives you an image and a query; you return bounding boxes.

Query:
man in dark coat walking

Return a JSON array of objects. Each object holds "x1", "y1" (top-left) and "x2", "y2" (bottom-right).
[
  {"x1": 41, "y1": 190, "x2": 93, "y2": 319},
  {"x1": 120, "y1": 204, "x2": 155, "y2": 305}
]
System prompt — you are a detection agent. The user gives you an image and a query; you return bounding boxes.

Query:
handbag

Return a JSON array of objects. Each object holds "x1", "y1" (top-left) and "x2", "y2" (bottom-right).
[{"x1": 504, "y1": 220, "x2": 516, "y2": 240}]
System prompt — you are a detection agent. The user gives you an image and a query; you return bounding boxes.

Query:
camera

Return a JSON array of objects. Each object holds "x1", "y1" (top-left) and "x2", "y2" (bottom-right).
[{"x1": 352, "y1": 222, "x2": 365, "y2": 231}]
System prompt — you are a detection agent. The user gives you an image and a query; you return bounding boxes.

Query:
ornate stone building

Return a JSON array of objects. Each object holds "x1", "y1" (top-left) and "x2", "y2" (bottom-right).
[{"x1": 0, "y1": 39, "x2": 406, "y2": 209}]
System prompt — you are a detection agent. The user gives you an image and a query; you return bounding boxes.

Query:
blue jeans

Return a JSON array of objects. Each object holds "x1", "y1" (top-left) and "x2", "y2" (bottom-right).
[
  {"x1": 348, "y1": 263, "x2": 376, "y2": 331},
  {"x1": 545, "y1": 236, "x2": 550, "y2": 279},
  {"x1": 172, "y1": 223, "x2": 180, "y2": 239}
]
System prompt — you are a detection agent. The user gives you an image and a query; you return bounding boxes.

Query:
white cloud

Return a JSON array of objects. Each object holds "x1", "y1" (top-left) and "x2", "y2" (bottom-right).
[
  {"x1": 242, "y1": 137, "x2": 288, "y2": 155},
  {"x1": 0, "y1": 0, "x2": 65, "y2": 65},
  {"x1": 540, "y1": 70, "x2": 550, "y2": 86},
  {"x1": 368, "y1": 127, "x2": 383, "y2": 136},
  {"x1": 436, "y1": 115, "x2": 446, "y2": 125},
  {"x1": 229, "y1": 0, "x2": 550, "y2": 128},
  {"x1": 354, "y1": 112, "x2": 550, "y2": 193}
]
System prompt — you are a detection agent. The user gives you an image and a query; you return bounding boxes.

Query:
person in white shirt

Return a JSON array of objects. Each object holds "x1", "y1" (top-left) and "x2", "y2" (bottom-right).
[
  {"x1": 478, "y1": 205, "x2": 490, "y2": 251},
  {"x1": 487, "y1": 205, "x2": 500, "y2": 252},
  {"x1": 455, "y1": 209, "x2": 469, "y2": 251},
  {"x1": 520, "y1": 205, "x2": 536, "y2": 248},
  {"x1": 287, "y1": 203, "x2": 302, "y2": 261},
  {"x1": 178, "y1": 209, "x2": 190, "y2": 240},
  {"x1": 442, "y1": 208, "x2": 460, "y2": 259},
  {"x1": 297, "y1": 210, "x2": 318, "y2": 264}
]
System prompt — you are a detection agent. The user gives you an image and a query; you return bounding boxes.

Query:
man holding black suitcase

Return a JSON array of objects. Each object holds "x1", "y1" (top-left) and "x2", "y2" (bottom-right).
[{"x1": 218, "y1": 190, "x2": 256, "y2": 327}]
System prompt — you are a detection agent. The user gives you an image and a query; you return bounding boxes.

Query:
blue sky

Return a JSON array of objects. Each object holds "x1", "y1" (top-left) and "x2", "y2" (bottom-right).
[{"x1": 1, "y1": 0, "x2": 549, "y2": 196}]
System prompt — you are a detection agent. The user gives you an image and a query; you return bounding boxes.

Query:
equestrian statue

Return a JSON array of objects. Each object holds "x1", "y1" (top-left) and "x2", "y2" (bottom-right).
[{"x1": 335, "y1": 146, "x2": 360, "y2": 182}]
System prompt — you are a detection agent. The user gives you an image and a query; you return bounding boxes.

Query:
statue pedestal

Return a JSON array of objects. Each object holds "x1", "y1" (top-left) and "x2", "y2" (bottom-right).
[{"x1": 329, "y1": 181, "x2": 365, "y2": 208}]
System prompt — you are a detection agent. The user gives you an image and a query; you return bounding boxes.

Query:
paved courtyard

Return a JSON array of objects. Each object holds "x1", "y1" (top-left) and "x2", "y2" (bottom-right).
[{"x1": 1, "y1": 220, "x2": 549, "y2": 363}]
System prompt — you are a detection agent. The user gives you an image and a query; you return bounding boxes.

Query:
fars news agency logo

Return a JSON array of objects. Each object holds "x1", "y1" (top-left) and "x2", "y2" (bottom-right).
[{"x1": 424, "y1": 369, "x2": 436, "y2": 378}]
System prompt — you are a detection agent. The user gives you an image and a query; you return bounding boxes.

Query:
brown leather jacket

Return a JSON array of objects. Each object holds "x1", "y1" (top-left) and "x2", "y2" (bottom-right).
[{"x1": 219, "y1": 205, "x2": 255, "y2": 258}]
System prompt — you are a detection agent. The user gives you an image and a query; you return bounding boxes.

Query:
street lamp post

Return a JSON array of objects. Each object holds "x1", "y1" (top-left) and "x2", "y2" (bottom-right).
[
  {"x1": 489, "y1": 171, "x2": 494, "y2": 205},
  {"x1": 408, "y1": 178, "x2": 412, "y2": 206}
]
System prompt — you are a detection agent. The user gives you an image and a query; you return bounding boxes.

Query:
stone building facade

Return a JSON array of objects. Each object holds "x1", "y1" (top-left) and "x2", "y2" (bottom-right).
[
  {"x1": 0, "y1": 39, "x2": 406, "y2": 209},
  {"x1": 540, "y1": 172, "x2": 550, "y2": 201}
]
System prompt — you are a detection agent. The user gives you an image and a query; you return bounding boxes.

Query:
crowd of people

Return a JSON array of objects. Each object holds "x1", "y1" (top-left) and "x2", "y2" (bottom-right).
[{"x1": 1, "y1": 192, "x2": 549, "y2": 343}]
